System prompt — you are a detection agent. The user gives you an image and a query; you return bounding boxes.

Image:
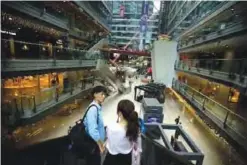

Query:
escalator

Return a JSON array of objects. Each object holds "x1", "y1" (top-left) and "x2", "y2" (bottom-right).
[
  {"x1": 94, "y1": 62, "x2": 125, "y2": 93},
  {"x1": 2, "y1": 124, "x2": 204, "y2": 165}
]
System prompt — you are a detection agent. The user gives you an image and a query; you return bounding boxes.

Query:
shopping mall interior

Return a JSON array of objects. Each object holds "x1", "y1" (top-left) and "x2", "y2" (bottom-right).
[{"x1": 1, "y1": 1, "x2": 247, "y2": 165}]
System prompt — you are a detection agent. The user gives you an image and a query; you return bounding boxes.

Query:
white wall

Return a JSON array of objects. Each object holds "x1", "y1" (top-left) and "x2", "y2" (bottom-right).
[{"x1": 151, "y1": 40, "x2": 178, "y2": 87}]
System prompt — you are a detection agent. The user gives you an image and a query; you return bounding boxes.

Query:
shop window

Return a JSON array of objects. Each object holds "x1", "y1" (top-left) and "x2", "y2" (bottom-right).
[{"x1": 228, "y1": 88, "x2": 240, "y2": 103}]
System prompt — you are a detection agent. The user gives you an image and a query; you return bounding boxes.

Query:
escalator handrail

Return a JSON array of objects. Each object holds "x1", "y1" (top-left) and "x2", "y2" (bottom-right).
[{"x1": 141, "y1": 133, "x2": 194, "y2": 165}]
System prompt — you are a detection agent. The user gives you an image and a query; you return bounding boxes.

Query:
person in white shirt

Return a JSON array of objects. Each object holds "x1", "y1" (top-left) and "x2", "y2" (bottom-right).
[{"x1": 103, "y1": 100, "x2": 141, "y2": 165}]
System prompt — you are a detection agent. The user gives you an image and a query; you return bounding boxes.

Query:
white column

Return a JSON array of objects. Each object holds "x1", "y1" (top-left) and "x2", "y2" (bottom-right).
[
  {"x1": 222, "y1": 49, "x2": 234, "y2": 72},
  {"x1": 151, "y1": 40, "x2": 178, "y2": 87}
]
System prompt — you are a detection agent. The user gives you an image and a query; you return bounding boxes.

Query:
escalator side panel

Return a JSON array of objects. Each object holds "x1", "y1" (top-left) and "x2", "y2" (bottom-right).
[{"x1": 94, "y1": 65, "x2": 125, "y2": 92}]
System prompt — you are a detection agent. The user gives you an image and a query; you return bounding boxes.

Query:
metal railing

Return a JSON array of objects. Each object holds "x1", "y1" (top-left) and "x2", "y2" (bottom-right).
[
  {"x1": 1, "y1": 77, "x2": 95, "y2": 125},
  {"x1": 172, "y1": 79, "x2": 247, "y2": 140},
  {"x1": 1, "y1": 39, "x2": 104, "y2": 61},
  {"x1": 175, "y1": 59, "x2": 247, "y2": 87},
  {"x1": 176, "y1": 59, "x2": 247, "y2": 75},
  {"x1": 179, "y1": 1, "x2": 236, "y2": 39},
  {"x1": 178, "y1": 21, "x2": 247, "y2": 49},
  {"x1": 3, "y1": 1, "x2": 69, "y2": 30}
]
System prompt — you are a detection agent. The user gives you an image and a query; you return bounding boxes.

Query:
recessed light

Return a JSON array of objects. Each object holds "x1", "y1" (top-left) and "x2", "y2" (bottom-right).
[{"x1": 231, "y1": 8, "x2": 234, "y2": 11}]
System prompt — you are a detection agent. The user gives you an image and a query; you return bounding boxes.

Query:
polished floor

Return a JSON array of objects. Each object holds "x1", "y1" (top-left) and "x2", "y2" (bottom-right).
[{"x1": 13, "y1": 79, "x2": 246, "y2": 165}]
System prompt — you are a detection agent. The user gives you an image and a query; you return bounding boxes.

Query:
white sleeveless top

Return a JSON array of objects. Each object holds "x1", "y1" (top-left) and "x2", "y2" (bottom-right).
[{"x1": 106, "y1": 122, "x2": 142, "y2": 155}]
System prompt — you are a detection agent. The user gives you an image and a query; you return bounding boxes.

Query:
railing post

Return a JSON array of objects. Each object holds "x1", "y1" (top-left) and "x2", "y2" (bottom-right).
[
  {"x1": 202, "y1": 98, "x2": 206, "y2": 110},
  {"x1": 239, "y1": 60, "x2": 244, "y2": 83},
  {"x1": 192, "y1": 90, "x2": 195, "y2": 100},
  {"x1": 53, "y1": 47, "x2": 56, "y2": 66},
  {"x1": 92, "y1": 76, "x2": 95, "y2": 86},
  {"x1": 70, "y1": 84, "x2": 73, "y2": 95},
  {"x1": 14, "y1": 98, "x2": 23, "y2": 115},
  {"x1": 223, "y1": 111, "x2": 229, "y2": 128},
  {"x1": 178, "y1": 81, "x2": 181, "y2": 91},
  {"x1": 81, "y1": 79, "x2": 85, "y2": 90},
  {"x1": 20, "y1": 97, "x2": 24, "y2": 113},
  {"x1": 32, "y1": 96, "x2": 36, "y2": 113}
]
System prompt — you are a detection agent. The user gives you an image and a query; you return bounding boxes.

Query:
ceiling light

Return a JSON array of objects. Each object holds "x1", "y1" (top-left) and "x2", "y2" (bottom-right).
[
  {"x1": 231, "y1": 8, "x2": 234, "y2": 11},
  {"x1": 9, "y1": 17, "x2": 12, "y2": 21}
]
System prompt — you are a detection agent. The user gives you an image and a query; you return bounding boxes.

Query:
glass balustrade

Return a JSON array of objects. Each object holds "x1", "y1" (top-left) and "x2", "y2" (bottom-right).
[
  {"x1": 176, "y1": 59, "x2": 247, "y2": 76},
  {"x1": 172, "y1": 79, "x2": 247, "y2": 140},
  {"x1": 1, "y1": 39, "x2": 104, "y2": 60},
  {"x1": 1, "y1": 76, "x2": 96, "y2": 125}
]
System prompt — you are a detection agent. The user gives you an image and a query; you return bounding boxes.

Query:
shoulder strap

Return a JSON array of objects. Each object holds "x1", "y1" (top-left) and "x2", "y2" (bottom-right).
[{"x1": 81, "y1": 104, "x2": 99, "y2": 123}]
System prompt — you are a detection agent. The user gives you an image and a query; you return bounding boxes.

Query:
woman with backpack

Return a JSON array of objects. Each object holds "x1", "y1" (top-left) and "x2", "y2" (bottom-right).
[{"x1": 103, "y1": 99, "x2": 142, "y2": 165}]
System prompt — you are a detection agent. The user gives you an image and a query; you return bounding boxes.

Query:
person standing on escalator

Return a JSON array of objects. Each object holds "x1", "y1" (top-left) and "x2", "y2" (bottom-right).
[
  {"x1": 103, "y1": 100, "x2": 142, "y2": 165},
  {"x1": 84, "y1": 86, "x2": 107, "y2": 165},
  {"x1": 146, "y1": 63, "x2": 152, "y2": 80}
]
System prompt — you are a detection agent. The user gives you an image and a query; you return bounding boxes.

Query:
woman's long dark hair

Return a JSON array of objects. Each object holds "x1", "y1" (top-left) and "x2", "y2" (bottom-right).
[{"x1": 117, "y1": 100, "x2": 139, "y2": 142}]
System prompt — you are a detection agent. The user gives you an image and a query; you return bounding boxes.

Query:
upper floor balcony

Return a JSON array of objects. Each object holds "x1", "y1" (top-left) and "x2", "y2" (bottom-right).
[
  {"x1": 178, "y1": 22, "x2": 247, "y2": 51},
  {"x1": 3, "y1": 1, "x2": 69, "y2": 30},
  {"x1": 2, "y1": 1, "x2": 109, "y2": 41},
  {"x1": 167, "y1": 1, "x2": 239, "y2": 39},
  {"x1": 175, "y1": 59, "x2": 247, "y2": 92},
  {"x1": 1, "y1": 39, "x2": 105, "y2": 78},
  {"x1": 74, "y1": 1, "x2": 111, "y2": 31}
]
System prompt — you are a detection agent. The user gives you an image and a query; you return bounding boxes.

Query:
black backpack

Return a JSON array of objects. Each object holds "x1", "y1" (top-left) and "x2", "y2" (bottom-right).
[{"x1": 68, "y1": 104, "x2": 99, "y2": 158}]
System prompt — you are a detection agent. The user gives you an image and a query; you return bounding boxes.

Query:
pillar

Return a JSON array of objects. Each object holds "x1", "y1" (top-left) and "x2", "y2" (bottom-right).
[
  {"x1": 9, "y1": 37, "x2": 15, "y2": 58},
  {"x1": 37, "y1": 75, "x2": 40, "y2": 91},
  {"x1": 151, "y1": 40, "x2": 178, "y2": 87},
  {"x1": 69, "y1": 13, "x2": 76, "y2": 30},
  {"x1": 48, "y1": 74, "x2": 51, "y2": 88},
  {"x1": 222, "y1": 49, "x2": 235, "y2": 73},
  {"x1": 237, "y1": 93, "x2": 247, "y2": 114}
]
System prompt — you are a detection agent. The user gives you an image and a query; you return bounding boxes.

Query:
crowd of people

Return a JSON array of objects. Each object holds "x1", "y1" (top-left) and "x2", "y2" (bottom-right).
[{"x1": 69, "y1": 86, "x2": 142, "y2": 165}]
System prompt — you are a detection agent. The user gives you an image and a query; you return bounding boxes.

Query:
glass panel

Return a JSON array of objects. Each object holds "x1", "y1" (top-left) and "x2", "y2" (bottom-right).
[
  {"x1": 193, "y1": 90, "x2": 205, "y2": 103},
  {"x1": 178, "y1": 59, "x2": 246, "y2": 75},
  {"x1": 226, "y1": 113, "x2": 247, "y2": 138},
  {"x1": 173, "y1": 79, "x2": 247, "y2": 140},
  {"x1": 1, "y1": 39, "x2": 103, "y2": 60},
  {"x1": 204, "y1": 99, "x2": 228, "y2": 123}
]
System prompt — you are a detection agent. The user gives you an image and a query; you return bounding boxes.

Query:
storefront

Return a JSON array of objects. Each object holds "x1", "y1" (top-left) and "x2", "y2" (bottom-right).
[{"x1": 1, "y1": 70, "x2": 92, "y2": 126}]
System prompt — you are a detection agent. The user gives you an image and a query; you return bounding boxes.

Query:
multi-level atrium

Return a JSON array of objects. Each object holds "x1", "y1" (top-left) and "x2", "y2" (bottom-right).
[{"x1": 1, "y1": 1, "x2": 247, "y2": 165}]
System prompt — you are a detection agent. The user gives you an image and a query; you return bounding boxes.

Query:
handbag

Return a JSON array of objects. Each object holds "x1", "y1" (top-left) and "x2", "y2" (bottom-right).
[
  {"x1": 132, "y1": 136, "x2": 142, "y2": 165},
  {"x1": 132, "y1": 142, "x2": 141, "y2": 165},
  {"x1": 68, "y1": 104, "x2": 99, "y2": 158}
]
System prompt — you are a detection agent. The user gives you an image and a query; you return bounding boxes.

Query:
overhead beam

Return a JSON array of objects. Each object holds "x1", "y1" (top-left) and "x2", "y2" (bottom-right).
[{"x1": 100, "y1": 48, "x2": 151, "y2": 56}]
